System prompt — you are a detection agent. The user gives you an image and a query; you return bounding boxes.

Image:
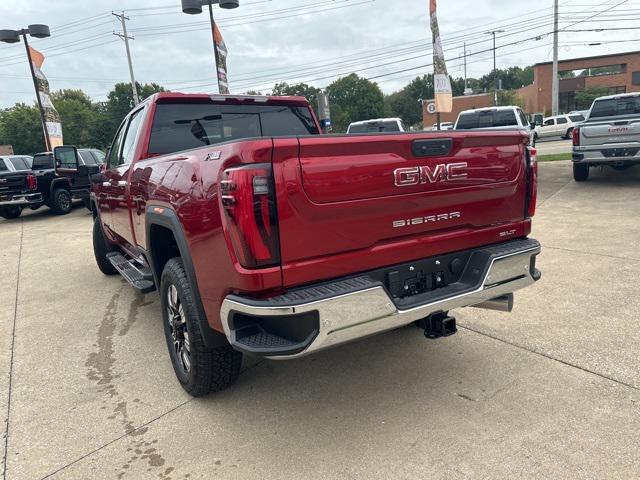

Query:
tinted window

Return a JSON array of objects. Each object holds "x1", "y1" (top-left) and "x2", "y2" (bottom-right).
[
  {"x1": 92, "y1": 150, "x2": 106, "y2": 163},
  {"x1": 557, "y1": 117, "x2": 568, "y2": 125},
  {"x1": 58, "y1": 149, "x2": 77, "y2": 169},
  {"x1": 120, "y1": 109, "x2": 145, "y2": 165},
  {"x1": 0, "y1": 159, "x2": 7, "y2": 171},
  {"x1": 79, "y1": 150, "x2": 97, "y2": 165},
  {"x1": 349, "y1": 121, "x2": 400, "y2": 133},
  {"x1": 9, "y1": 157, "x2": 29, "y2": 170},
  {"x1": 456, "y1": 110, "x2": 518, "y2": 129},
  {"x1": 517, "y1": 109, "x2": 529, "y2": 127},
  {"x1": 32, "y1": 154, "x2": 53, "y2": 170},
  {"x1": 107, "y1": 121, "x2": 127, "y2": 169},
  {"x1": 591, "y1": 96, "x2": 640, "y2": 118},
  {"x1": 569, "y1": 115, "x2": 585, "y2": 122},
  {"x1": 148, "y1": 103, "x2": 319, "y2": 155}
]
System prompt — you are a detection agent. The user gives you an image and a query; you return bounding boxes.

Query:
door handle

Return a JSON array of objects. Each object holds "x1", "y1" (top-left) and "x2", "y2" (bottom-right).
[{"x1": 117, "y1": 180, "x2": 128, "y2": 187}]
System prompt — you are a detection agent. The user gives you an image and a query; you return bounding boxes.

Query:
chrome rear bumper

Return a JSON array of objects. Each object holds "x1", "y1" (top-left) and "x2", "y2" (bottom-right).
[{"x1": 220, "y1": 238, "x2": 541, "y2": 359}]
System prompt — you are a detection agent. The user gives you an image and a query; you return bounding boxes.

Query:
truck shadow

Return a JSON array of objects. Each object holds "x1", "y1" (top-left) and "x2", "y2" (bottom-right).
[{"x1": 0, "y1": 201, "x2": 90, "y2": 225}]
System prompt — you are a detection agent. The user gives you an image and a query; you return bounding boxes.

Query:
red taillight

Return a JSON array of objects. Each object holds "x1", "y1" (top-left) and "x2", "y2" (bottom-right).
[
  {"x1": 220, "y1": 164, "x2": 280, "y2": 268},
  {"x1": 26, "y1": 174, "x2": 37, "y2": 191},
  {"x1": 572, "y1": 127, "x2": 580, "y2": 146},
  {"x1": 526, "y1": 147, "x2": 538, "y2": 218}
]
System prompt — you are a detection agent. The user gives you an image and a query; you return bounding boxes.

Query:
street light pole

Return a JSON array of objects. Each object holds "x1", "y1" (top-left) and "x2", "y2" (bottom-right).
[
  {"x1": 0, "y1": 24, "x2": 51, "y2": 151},
  {"x1": 21, "y1": 31, "x2": 50, "y2": 151},
  {"x1": 182, "y1": 0, "x2": 239, "y2": 94},
  {"x1": 552, "y1": 0, "x2": 560, "y2": 115},
  {"x1": 207, "y1": 2, "x2": 223, "y2": 94}
]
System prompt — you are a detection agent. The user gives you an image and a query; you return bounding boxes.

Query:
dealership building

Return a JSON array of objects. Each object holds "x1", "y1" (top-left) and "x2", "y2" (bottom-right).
[{"x1": 423, "y1": 50, "x2": 640, "y2": 127}]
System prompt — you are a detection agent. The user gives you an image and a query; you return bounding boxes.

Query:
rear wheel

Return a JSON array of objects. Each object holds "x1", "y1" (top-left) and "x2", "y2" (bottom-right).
[
  {"x1": 0, "y1": 206, "x2": 22, "y2": 219},
  {"x1": 51, "y1": 188, "x2": 72, "y2": 215},
  {"x1": 573, "y1": 162, "x2": 590, "y2": 182},
  {"x1": 160, "y1": 258, "x2": 242, "y2": 397},
  {"x1": 92, "y1": 218, "x2": 118, "y2": 275}
]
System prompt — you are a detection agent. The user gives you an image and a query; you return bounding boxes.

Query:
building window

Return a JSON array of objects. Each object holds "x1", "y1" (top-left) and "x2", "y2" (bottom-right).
[
  {"x1": 633, "y1": 71, "x2": 640, "y2": 86},
  {"x1": 608, "y1": 86, "x2": 626, "y2": 95},
  {"x1": 559, "y1": 64, "x2": 626, "y2": 79},
  {"x1": 560, "y1": 91, "x2": 577, "y2": 113}
]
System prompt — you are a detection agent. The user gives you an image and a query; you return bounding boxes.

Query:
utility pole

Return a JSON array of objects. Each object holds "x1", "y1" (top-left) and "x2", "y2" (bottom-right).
[
  {"x1": 486, "y1": 30, "x2": 504, "y2": 106},
  {"x1": 113, "y1": 12, "x2": 140, "y2": 105},
  {"x1": 551, "y1": 0, "x2": 560, "y2": 115},
  {"x1": 463, "y1": 42, "x2": 468, "y2": 92}
]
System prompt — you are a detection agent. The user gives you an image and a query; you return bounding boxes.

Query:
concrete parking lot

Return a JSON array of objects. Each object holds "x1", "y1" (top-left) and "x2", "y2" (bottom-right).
[
  {"x1": 2, "y1": 161, "x2": 639, "y2": 480},
  {"x1": 535, "y1": 138, "x2": 572, "y2": 156}
]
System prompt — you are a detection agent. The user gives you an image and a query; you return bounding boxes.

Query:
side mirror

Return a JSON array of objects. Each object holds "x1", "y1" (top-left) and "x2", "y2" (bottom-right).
[
  {"x1": 53, "y1": 145, "x2": 79, "y2": 171},
  {"x1": 530, "y1": 123, "x2": 536, "y2": 130}
]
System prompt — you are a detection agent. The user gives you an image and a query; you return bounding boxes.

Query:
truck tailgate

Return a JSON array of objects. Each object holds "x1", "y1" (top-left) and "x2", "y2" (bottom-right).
[
  {"x1": 0, "y1": 173, "x2": 27, "y2": 196},
  {"x1": 273, "y1": 131, "x2": 531, "y2": 287},
  {"x1": 581, "y1": 119, "x2": 640, "y2": 145}
]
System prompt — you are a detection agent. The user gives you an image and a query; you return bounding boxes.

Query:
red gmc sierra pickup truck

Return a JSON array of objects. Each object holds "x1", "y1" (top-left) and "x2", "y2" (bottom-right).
[{"x1": 88, "y1": 92, "x2": 541, "y2": 396}]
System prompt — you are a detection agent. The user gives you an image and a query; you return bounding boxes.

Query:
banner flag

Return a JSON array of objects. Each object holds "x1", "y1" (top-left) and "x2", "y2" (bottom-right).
[
  {"x1": 29, "y1": 46, "x2": 63, "y2": 148},
  {"x1": 213, "y1": 23, "x2": 230, "y2": 94},
  {"x1": 429, "y1": 0, "x2": 453, "y2": 113}
]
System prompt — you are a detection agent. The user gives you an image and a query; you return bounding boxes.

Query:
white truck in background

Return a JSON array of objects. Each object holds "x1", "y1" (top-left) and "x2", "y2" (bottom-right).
[{"x1": 572, "y1": 92, "x2": 640, "y2": 181}]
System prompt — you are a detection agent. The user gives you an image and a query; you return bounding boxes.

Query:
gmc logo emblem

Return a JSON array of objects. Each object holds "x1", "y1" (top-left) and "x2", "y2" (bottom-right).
[{"x1": 394, "y1": 163, "x2": 468, "y2": 187}]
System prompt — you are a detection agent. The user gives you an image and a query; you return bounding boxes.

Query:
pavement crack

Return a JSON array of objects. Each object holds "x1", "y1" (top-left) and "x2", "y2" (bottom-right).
[
  {"x1": 542, "y1": 244, "x2": 640, "y2": 262},
  {"x1": 459, "y1": 325, "x2": 639, "y2": 392},
  {"x1": 537, "y1": 178, "x2": 573, "y2": 207},
  {"x1": 39, "y1": 398, "x2": 193, "y2": 480},
  {"x1": 2, "y1": 220, "x2": 23, "y2": 480}
]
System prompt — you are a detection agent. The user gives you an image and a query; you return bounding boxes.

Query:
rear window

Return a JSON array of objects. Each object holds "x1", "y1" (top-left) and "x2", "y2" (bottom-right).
[
  {"x1": 590, "y1": 96, "x2": 640, "y2": 118},
  {"x1": 79, "y1": 150, "x2": 98, "y2": 165},
  {"x1": 455, "y1": 110, "x2": 518, "y2": 129},
  {"x1": 9, "y1": 157, "x2": 30, "y2": 170},
  {"x1": 349, "y1": 121, "x2": 401, "y2": 133},
  {"x1": 32, "y1": 154, "x2": 53, "y2": 170},
  {"x1": 148, "y1": 102, "x2": 319, "y2": 155},
  {"x1": 569, "y1": 114, "x2": 585, "y2": 122}
]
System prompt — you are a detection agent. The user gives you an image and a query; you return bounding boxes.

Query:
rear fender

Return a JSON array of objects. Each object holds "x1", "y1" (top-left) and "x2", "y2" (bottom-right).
[{"x1": 145, "y1": 206, "x2": 228, "y2": 348}]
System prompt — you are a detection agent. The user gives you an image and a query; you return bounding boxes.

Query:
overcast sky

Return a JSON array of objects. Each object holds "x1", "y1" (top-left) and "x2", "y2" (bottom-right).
[{"x1": 1, "y1": 0, "x2": 639, "y2": 108}]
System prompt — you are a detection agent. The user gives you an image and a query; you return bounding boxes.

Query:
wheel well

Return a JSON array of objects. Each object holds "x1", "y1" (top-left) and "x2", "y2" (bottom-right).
[{"x1": 149, "y1": 224, "x2": 181, "y2": 279}]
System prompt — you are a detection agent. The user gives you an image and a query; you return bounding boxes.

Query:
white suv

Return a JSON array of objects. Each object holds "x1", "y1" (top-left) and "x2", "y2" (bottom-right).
[{"x1": 534, "y1": 113, "x2": 585, "y2": 141}]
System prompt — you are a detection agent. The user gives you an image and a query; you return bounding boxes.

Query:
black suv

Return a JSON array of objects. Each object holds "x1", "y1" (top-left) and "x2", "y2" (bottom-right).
[{"x1": 31, "y1": 146, "x2": 104, "y2": 215}]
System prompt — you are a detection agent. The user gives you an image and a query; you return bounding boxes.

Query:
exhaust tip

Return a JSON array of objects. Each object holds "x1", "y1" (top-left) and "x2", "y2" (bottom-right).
[{"x1": 471, "y1": 294, "x2": 514, "y2": 313}]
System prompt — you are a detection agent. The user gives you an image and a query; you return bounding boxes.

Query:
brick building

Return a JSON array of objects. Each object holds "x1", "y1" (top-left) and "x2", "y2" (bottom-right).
[{"x1": 423, "y1": 50, "x2": 640, "y2": 128}]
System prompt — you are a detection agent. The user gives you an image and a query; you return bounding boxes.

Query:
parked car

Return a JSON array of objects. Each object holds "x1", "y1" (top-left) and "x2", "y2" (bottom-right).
[
  {"x1": 430, "y1": 122, "x2": 454, "y2": 131},
  {"x1": 90, "y1": 92, "x2": 541, "y2": 397},
  {"x1": 347, "y1": 118, "x2": 406, "y2": 133},
  {"x1": 572, "y1": 92, "x2": 640, "y2": 181},
  {"x1": 454, "y1": 106, "x2": 536, "y2": 145},
  {"x1": 30, "y1": 148, "x2": 101, "y2": 214},
  {"x1": 0, "y1": 155, "x2": 39, "y2": 219},
  {"x1": 534, "y1": 114, "x2": 585, "y2": 141}
]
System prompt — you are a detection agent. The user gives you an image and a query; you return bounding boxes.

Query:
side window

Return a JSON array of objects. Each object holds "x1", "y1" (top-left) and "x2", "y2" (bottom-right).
[
  {"x1": 517, "y1": 109, "x2": 529, "y2": 127},
  {"x1": 78, "y1": 151, "x2": 95, "y2": 165},
  {"x1": 92, "y1": 150, "x2": 106, "y2": 164},
  {"x1": 107, "y1": 121, "x2": 127, "y2": 169},
  {"x1": 557, "y1": 117, "x2": 568, "y2": 125},
  {"x1": 0, "y1": 159, "x2": 7, "y2": 171},
  {"x1": 543, "y1": 118, "x2": 555, "y2": 127},
  {"x1": 120, "y1": 108, "x2": 145, "y2": 166}
]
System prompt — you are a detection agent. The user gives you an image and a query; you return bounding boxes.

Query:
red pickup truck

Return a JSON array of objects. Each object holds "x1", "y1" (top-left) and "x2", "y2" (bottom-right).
[{"x1": 89, "y1": 92, "x2": 541, "y2": 396}]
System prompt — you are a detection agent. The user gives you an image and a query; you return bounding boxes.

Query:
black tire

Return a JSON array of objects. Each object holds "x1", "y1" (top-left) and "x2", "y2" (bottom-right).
[
  {"x1": 92, "y1": 218, "x2": 118, "y2": 275},
  {"x1": 51, "y1": 188, "x2": 72, "y2": 215},
  {"x1": 0, "y1": 206, "x2": 22, "y2": 219},
  {"x1": 573, "y1": 162, "x2": 590, "y2": 182},
  {"x1": 160, "y1": 258, "x2": 242, "y2": 397}
]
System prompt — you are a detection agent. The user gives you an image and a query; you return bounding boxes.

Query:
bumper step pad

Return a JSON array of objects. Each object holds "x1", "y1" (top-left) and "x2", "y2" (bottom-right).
[{"x1": 106, "y1": 252, "x2": 156, "y2": 294}]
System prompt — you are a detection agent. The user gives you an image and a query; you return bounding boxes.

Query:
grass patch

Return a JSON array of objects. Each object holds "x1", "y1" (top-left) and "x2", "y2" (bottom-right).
[{"x1": 538, "y1": 153, "x2": 572, "y2": 162}]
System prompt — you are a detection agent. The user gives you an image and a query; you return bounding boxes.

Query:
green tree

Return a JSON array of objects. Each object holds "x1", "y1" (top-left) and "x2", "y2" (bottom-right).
[
  {"x1": 575, "y1": 86, "x2": 609, "y2": 110},
  {"x1": 384, "y1": 75, "x2": 434, "y2": 129},
  {"x1": 50, "y1": 89, "x2": 97, "y2": 148},
  {"x1": 0, "y1": 103, "x2": 45, "y2": 154},
  {"x1": 271, "y1": 82, "x2": 321, "y2": 118},
  {"x1": 102, "y1": 82, "x2": 165, "y2": 147},
  {"x1": 497, "y1": 90, "x2": 525, "y2": 109},
  {"x1": 326, "y1": 74, "x2": 385, "y2": 132}
]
